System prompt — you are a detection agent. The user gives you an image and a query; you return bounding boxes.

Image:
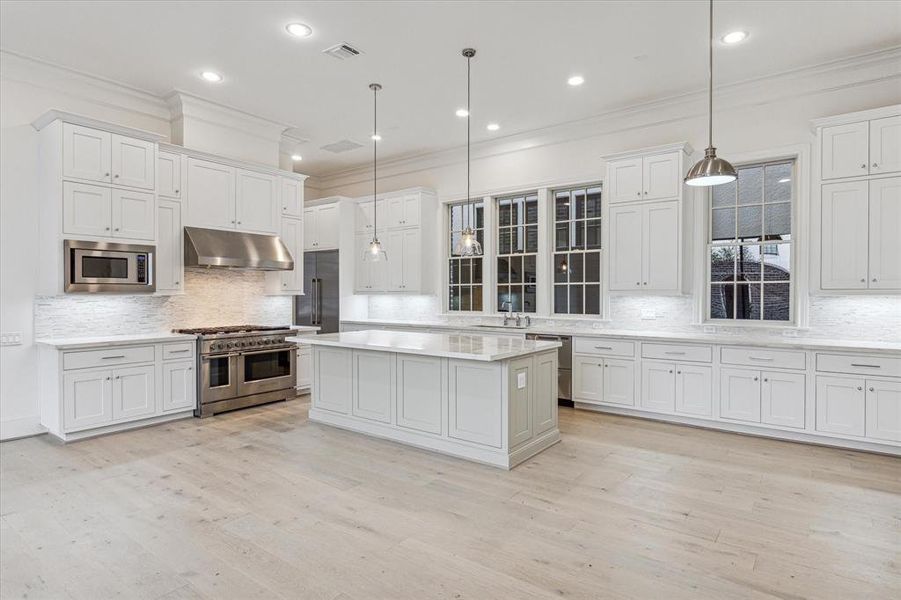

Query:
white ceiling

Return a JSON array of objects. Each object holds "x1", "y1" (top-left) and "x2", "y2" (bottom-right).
[{"x1": 2, "y1": 1, "x2": 899, "y2": 176}]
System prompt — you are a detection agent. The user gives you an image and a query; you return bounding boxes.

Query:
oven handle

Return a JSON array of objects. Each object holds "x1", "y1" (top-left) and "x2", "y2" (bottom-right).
[
  {"x1": 239, "y1": 346, "x2": 298, "y2": 357},
  {"x1": 201, "y1": 352, "x2": 241, "y2": 361}
]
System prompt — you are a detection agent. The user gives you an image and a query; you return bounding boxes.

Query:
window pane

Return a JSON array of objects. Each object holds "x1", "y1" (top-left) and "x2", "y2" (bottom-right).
[
  {"x1": 472, "y1": 258, "x2": 483, "y2": 284},
  {"x1": 710, "y1": 283, "x2": 733, "y2": 319},
  {"x1": 498, "y1": 227, "x2": 511, "y2": 254},
  {"x1": 573, "y1": 221, "x2": 585, "y2": 249},
  {"x1": 450, "y1": 231, "x2": 462, "y2": 254},
  {"x1": 738, "y1": 166, "x2": 763, "y2": 205},
  {"x1": 459, "y1": 286, "x2": 471, "y2": 311},
  {"x1": 498, "y1": 200, "x2": 512, "y2": 226},
  {"x1": 585, "y1": 284, "x2": 601, "y2": 315},
  {"x1": 510, "y1": 286, "x2": 523, "y2": 312},
  {"x1": 735, "y1": 283, "x2": 761, "y2": 320},
  {"x1": 450, "y1": 204, "x2": 464, "y2": 231},
  {"x1": 512, "y1": 226, "x2": 523, "y2": 253},
  {"x1": 572, "y1": 189, "x2": 586, "y2": 220},
  {"x1": 586, "y1": 219, "x2": 601, "y2": 249},
  {"x1": 525, "y1": 195, "x2": 538, "y2": 224},
  {"x1": 764, "y1": 203, "x2": 791, "y2": 240},
  {"x1": 765, "y1": 163, "x2": 792, "y2": 203},
  {"x1": 569, "y1": 253, "x2": 584, "y2": 282},
  {"x1": 712, "y1": 208, "x2": 736, "y2": 241},
  {"x1": 763, "y1": 245, "x2": 790, "y2": 280},
  {"x1": 554, "y1": 254, "x2": 568, "y2": 283},
  {"x1": 523, "y1": 255, "x2": 536, "y2": 284},
  {"x1": 710, "y1": 246, "x2": 736, "y2": 282},
  {"x1": 523, "y1": 285, "x2": 537, "y2": 313},
  {"x1": 555, "y1": 192, "x2": 570, "y2": 221},
  {"x1": 586, "y1": 187, "x2": 602, "y2": 218},
  {"x1": 460, "y1": 259, "x2": 472, "y2": 284},
  {"x1": 472, "y1": 286, "x2": 483, "y2": 311},
  {"x1": 712, "y1": 180, "x2": 736, "y2": 207},
  {"x1": 473, "y1": 204, "x2": 484, "y2": 229},
  {"x1": 737, "y1": 245, "x2": 762, "y2": 281},
  {"x1": 584, "y1": 252, "x2": 600, "y2": 283},
  {"x1": 738, "y1": 205, "x2": 762, "y2": 241},
  {"x1": 449, "y1": 286, "x2": 460, "y2": 311},
  {"x1": 763, "y1": 283, "x2": 791, "y2": 321},
  {"x1": 555, "y1": 223, "x2": 569, "y2": 251},
  {"x1": 569, "y1": 285, "x2": 584, "y2": 314},
  {"x1": 497, "y1": 285, "x2": 511, "y2": 311},
  {"x1": 554, "y1": 285, "x2": 568, "y2": 314},
  {"x1": 497, "y1": 257, "x2": 510, "y2": 284},
  {"x1": 525, "y1": 225, "x2": 538, "y2": 253},
  {"x1": 509, "y1": 256, "x2": 523, "y2": 284}
]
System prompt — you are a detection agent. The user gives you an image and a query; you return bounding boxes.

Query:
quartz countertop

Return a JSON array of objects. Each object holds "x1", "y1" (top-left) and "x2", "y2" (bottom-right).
[
  {"x1": 36, "y1": 332, "x2": 197, "y2": 350},
  {"x1": 340, "y1": 319, "x2": 901, "y2": 354},
  {"x1": 304, "y1": 330, "x2": 562, "y2": 361}
]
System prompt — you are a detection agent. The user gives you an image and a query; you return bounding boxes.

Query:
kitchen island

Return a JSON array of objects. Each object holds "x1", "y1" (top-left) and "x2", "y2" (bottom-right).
[{"x1": 305, "y1": 330, "x2": 562, "y2": 469}]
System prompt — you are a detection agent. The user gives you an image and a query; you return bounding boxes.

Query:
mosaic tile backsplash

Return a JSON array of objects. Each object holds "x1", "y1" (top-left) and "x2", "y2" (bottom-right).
[{"x1": 35, "y1": 269, "x2": 293, "y2": 339}]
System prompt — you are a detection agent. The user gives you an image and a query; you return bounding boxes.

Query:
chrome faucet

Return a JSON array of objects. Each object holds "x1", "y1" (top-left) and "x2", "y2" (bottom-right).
[{"x1": 502, "y1": 301, "x2": 514, "y2": 326}]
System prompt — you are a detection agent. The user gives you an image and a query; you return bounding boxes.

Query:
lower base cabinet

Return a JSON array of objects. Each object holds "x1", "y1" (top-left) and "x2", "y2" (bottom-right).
[
  {"x1": 396, "y1": 354, "x2": 443, "y2": 434},
  {"x1": 112, "y1": 365, "x2": 156, "y2": 421},
  {"x1": 866, "y1": 379, "x2": 901, "y2": 442},
  {"x1": 573, "y1": 355, "x2": 635, "y2": 406},
  {"x1": 296, "y1": 345, "x2": 312, "y2": 389},
  {"x1": 162, "y1": 361, "x2": 196, "y2": 413},
  {"x1": 817, "y1": 375, "x2": 901, "y2": 441},
  {"x1": 63, "y1": 369, "x2": 114, "y2": 431},
  {"x1": 642, "y1": 362, "x2": 712, "y2": 416},
  {"x1": 721, "y1": 368, "x2": 805, "y2": 429},
  {"x1": 351, "y1": 350, "x2": 394, "y2": 423}
]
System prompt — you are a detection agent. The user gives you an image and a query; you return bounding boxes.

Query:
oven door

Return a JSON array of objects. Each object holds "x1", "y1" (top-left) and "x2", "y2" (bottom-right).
[
  {"x1": 200, "y1": 353, "x2": 239, "y2": 403},
  {"x1": 237, "y1": 347, "x2": 296, "y2": 396}
]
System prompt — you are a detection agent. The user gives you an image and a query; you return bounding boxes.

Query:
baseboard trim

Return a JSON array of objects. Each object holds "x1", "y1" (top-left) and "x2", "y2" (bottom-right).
[{"x1": 0, "y1": 416, "x2": 47, "y2": 442}]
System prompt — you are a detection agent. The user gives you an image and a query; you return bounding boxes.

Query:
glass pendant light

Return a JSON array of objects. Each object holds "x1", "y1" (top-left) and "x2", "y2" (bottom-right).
[
  {"x1": 363, "y1": 83, "x2": 387, "y2": 262},
  {"x1": 453, "y1": 48, "x2": 483, "y2": 257},
  {"x1": 685, "y1": 0, "x2": 737, "y2": 187}
]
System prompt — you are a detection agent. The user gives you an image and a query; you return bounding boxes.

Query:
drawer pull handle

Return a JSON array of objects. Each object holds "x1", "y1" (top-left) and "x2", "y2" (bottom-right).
[
  {"x1": 748, "y1": 356, "x2": 774, "y2": 361},
  {"x1": 101, "y1": 355, "x2": 126, "y2": 360},
  {"x1": 850, "y1": 363, "x2": 881, "y2": 368},
  {"x1": 594, "y1": 346, "x2": 613, "y2": 350},
  {"x1": 169, "y1": 349, "x2": 191, "y2": 354},
  {"x1": 664, "y1": 351, "x2": 686, "y2": 355}
]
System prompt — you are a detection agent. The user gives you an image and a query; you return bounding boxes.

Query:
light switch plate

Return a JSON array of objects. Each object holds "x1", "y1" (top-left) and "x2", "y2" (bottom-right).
[
  {"x1": 640, "y1": 309, "x2": 656, "y2": 320},
  {"x1": 517, "y1": 372, "x2": 527, "y2": 389},
  {"x1": 0, "y1": 332, "x2": 23, "y2": 346}
]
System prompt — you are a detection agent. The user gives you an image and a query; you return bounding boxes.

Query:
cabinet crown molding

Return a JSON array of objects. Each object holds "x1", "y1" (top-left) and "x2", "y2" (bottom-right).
[
  {"x1": 353, "y1": 186, "x2": 438, "y2": 203},
  {"x1": 810, "y1": 104, "x2": 901, "y2": 130},
  {"x1": 31, "y1": 110, "x2": 166, "y2": 142},
  {"x1": 158, "y1": 141, "x2": 307, "y2": 181},
  {"x1": 601, "y1": 141, "x2": 693, "y2": 162}
]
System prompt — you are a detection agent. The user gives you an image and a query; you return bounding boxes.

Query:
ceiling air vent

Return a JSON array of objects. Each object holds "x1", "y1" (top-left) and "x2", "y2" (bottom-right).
[
  {"x1": 323, "y1": 42, "x2": 363, "y2": 60},
  {"x1": 320, "y1": 139, "x2": 365, "y2": 154}
]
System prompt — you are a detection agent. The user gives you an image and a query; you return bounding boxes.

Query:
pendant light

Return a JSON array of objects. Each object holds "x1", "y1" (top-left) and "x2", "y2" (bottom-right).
[
  {"x1": 453, "y1": 48, "x2": 483, "y2": 257},
  {"x1": 363, "y1": 83, "x2": 387, "y2": 262},
  {"x1": 684, "y1": 0, "x2": 737, "y2": 187}
]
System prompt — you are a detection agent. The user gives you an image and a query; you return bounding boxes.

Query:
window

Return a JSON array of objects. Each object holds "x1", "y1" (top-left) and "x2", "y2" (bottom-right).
[
  {"x1": 496, "y1": 193, "x2": 538, "y2": 313},
  {"x1": 448, "y1": 201, "x2": 484, "y2": 311},
  {"x1": 553, "y1": 185, "x2": 602, "y2": 315},
  {"x1": 709, "y1": 160, "x2": 794, "y2": 322}
]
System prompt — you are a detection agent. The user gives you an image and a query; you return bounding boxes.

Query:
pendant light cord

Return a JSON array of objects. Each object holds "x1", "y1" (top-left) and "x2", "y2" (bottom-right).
[
  {"x1": 466, "y1": 52, "x2": 471, "y2": 230},
  {"x1": 708, "y1": 0, "x2": 714, "y2": 149},
  {"x1": 372, "y1": 84, "x2": 379, "y2": 238}
]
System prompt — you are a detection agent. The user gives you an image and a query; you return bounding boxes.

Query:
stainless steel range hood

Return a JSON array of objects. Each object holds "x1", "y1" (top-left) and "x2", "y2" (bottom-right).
[{"x1": 184, "y1": 227, "x2": 294, "y2": 271}]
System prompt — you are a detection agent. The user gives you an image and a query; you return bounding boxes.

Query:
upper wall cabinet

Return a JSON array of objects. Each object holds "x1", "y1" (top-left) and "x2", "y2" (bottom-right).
[
  {"x1": 607, "y1": 150, "x2": 681, "y2": 203},
  {"x1": 186, "y1": 158, "x2": 236, "y2": 230},
  {"x1": 304, "y1": 203, "x2": 340, "y2": 250},
  {"x1": 62, "y1": 124, "x2": 155, "y2": 190},
  {"x1": 111, "y1": 135, "x2": 155, "y2": 190},
  {"x1": 235, "y1": 169, "x2": 278, "y2": 234},
  {"x1": 281, "y1": 177, "x2": 304, "y2": 218},
  {"x1": 821, "y1": 113, "x2": 901, "y2": 180},
  {"x1": 157, "y1": 151, "x2": 183, "y2": 199}
]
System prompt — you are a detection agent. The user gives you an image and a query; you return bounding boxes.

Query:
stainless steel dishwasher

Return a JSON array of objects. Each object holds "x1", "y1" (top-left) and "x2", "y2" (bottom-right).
[{"x1": 526, "y1": 334, "x2": 572, "y2": 405}]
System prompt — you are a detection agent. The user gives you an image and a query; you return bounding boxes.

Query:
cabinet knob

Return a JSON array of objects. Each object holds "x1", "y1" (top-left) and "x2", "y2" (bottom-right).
[
  {"x1": 763, "y1": 378, "x2": 768, "y2": 382},
  {"x1": 114, "y1": 174, "x2": 119, "y2": 178},
  {"x1": 175, "y1": 189, "x2": 179, "y2": 194},
  {"x1": 115, "y1": 375, "x2": 120, "y2": 379},
  {"x1": 860, "y1": 278, "x2": 866, "y2": 283},
  {"x1": 237, "y1": 221, "x2": 242, "y2": 225},
  {"x1": 636, "y1": 192, "x2": 640, "y2": 197},
  {"x1": 643, "y1": 191, "x2": 647, "y2": 195},
  {"x1": 636, "y1": 282, "x2": 641, "y2": 286},
  {"x1": 603, "y1": 363, "x2": 608, "y2": 368},
  {"x1": 188, "y1": 367, "x2": 193, "y2": 371},
  {"x1": 174, "y1": 281, "x2": 179, "y2": 285},
  {"x1": 872, "y1": 163, "x2": 878, "y2": 168},
  {"x1": 106, "y1": 376, "x2": 111, "y2": 381},
  {"x1": 643, "y1": 282, "x2": 647, "y2": 285},
  {"x1": 677, "y1": 371, "x2": 682, "y2": 375},
  {"x1": 860, "y1": 164, "x2": 866, "y2": 169},
  {"x1": 869, "y1": 387, "x2": 875, "y2": 392},
  {"x1": 231, "y1": 220, "x2": 236, "y2": 224},
  {"x1": 114, "y1": 228, "x2": 120, "y2": 231},
  {"x1": 105, "y1": 227, "x2": 110, "y2": 231},
  {"x1": 872, "y1": 278, "x2": 877, "y2": 282},
  {"x1": 753, "y1": 376, "x2": 758, "y2": 381},
  {"x1": 105, "y1": 172, "x2": 110, "y2": 177},
  {"x1": 668, "y1": 370, "x2": 673, "y2": 374},
  {"x1": 857, "y1": 386, "x2": 863, "y2": 391}
]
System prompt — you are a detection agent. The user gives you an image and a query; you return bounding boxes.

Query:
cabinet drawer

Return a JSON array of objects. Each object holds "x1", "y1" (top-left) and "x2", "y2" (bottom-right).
[
  {"x1": 642, "y1": 342, "x2": 712, "y2": 363},
  {"x1": 63, "y1": 345, "x2": 155, "y2": 370},
  {"x1": 573, "y1": 338, "x2": 635, "y2": 357},
  {"x1": 162, "y1": 342, "x2": 195, "y2": 361},
  {"x1": 816, "y1": 353, "x2": 901, "y2": 378},
  {"x1": 721, "y1": 347, "x2": 806, "y2": 371}
]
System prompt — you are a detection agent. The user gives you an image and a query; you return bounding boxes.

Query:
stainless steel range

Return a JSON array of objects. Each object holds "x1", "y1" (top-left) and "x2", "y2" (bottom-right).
[{"x1": 173, "y1": 325, "x2": 297, "y2": 417}]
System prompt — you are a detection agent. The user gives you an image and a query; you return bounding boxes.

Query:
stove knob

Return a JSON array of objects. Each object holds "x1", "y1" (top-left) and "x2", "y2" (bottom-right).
[
  {"x1": 227, "y1": 342, "x2": 235, "y2": 349},
  {"x1": 264, "y1": 339, "x2": 271, "y2": 345}
]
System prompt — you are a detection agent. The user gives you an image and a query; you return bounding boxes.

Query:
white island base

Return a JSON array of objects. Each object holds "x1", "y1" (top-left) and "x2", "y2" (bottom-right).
[{"x1": 306, "y1": 331, "x2": 561, "y2": 469}]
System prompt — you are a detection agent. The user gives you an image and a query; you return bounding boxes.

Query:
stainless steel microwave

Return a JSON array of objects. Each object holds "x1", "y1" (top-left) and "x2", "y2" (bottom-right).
[{"x1": 64, "y1": 240, "x2": 155, "y2": 293}]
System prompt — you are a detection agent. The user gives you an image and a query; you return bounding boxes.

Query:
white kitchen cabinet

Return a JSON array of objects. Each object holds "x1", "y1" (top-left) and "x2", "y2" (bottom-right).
[
  {"x1": 642, "y1": 152, "x2": 681, "y2": 200},
  {"x1": 387, "y1": 194, "x2": 421, "y2": 228},
  {"x1": 608, "y1": 204, "x2": 643, "y2": 289},
  {"x1": 386, "y1": 228, "x2": 421, "y2": 291},
  {"x1": 761, "y1": 371, "x2": 806, "y2": 429},
  {"x1": 607, "y1": 157, "x2": 643, "y2": 203},
  {"x1": 868, "y1": 177, "x2": 901, "y2": 289},
  {"x1": 396, "y1": 354, "x2": 443, "y2": 434},
  {"x1": 304, "y1": 203, "x2": 340, "y2": 250},
  {"x1": 821, "y1": 180, "x2": 869, "y2": 289},
  {"x1": 674, "y1": 364, "x2": 712, "y2": 417},
  {"x1": 63, "y1": 369, "x2": 113, "y2": 431},
  {"x1": 641, "y1": 361, "x2": 675, "y2": 413},
  {"x1": 448, "y1": 360, "x2": 503, "y2": 448},
  {"x1": 63, "y1": 182, "x2": 112, "y2": 237},
  {"x1": 111, "y1": 188, "x2": 155, "y2": 240},
  {"x1": 62, "y1": 123, "x2": 111, "y2": 184},
  {"x1": 296, "y1": 345, "x2": 312, "y2": 390},
  {"x1": 280, "y1": 176, "x2": 304, "y2": 218},
  {"x1": 573, "y1": 355, "x2": 604, "y2": 403},
  {"x1": 235, "y1": 168, "x2": 278, "y2": 234},
  {"x1": 610, "y1": 200, "x2": 679, "y2": 291},
  {"x1": 816, "y1": 376, "x2": 866, "y2": 437},
  {"x1": 186, "y1": 157, "x2": 235, "y2": 230},
  {"x1": 602, "y1": 358, "x2": 635, "y2": 406},
  {"x1": 354, "y1": 232, "x2": 386, "y2": 292},
  {"x1": 157, "y1": 151, "x2": 183, "y2": 199},
  {"x1": 110, "y1": 134, "x2": 155, "y2": 190},
  {"x1": 870, "y1": 115, "x2": 901, "y2": 175},
  {"x1": 156, "y1": 199, "x2": 183, "y2": 293},
  {"x1": 312, "y1": 346, "x2": 352, "y2": 414},
  {"x1": 273, "y1": 217, "x2": 304, "y2": 293},
  {"x1": 866, "y1": 380, "x2": 901, "y2": 442},
  {"x1": 161, "y1": 361, "x2": 195, "y2": 413},
  {"x1": 112, "y1": 364, "x2": 156, "y2": 421},
  {"x1": 352, "y1": 350, "x2": 394, "y2": 423},
  {"x1": 355, "y1": 199, "x2": 387, "y2": 233},
  {"x1": 821, "y1": 121, "x2": 869, "y2": 180},
  {"x1": 720, "y1": 367, "x2": 762, "y2": 422}
]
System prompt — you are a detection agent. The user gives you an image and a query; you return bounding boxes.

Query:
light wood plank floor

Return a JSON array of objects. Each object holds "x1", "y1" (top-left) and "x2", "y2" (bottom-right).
[{"x1": 2, "y1": 397, "x2": 899, "y2": 600}]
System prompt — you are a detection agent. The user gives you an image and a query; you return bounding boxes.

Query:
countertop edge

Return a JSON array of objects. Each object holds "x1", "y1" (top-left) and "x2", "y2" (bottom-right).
[
  {"x1": 36, "y1": 333, "x2": 197, "y2": 350},
  {"x1": 303, "y1": 336, "x2": 562, "y2": 362}
]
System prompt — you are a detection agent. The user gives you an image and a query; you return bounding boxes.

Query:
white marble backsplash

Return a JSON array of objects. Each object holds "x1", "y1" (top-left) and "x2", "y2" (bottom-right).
[{"x1": 35, "y1": 269, "x2": 293, "y2": 339}]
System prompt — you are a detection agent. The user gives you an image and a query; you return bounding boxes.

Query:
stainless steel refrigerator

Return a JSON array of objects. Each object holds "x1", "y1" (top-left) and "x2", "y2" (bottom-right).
[{"x1": 294, "y1": 250, "x2": 340, "y2": 333}]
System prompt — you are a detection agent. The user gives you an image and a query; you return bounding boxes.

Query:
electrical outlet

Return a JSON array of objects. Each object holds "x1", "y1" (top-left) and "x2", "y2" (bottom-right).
[
  {"x1": 0, "y1": 332, "x2": 23, "y2": 346},
  {"x1": 640, "y1": 309, "x2": 656, "y2": 320},
  {"x1": 517, "y1": 372, "x2": 527, "y2": 389}
]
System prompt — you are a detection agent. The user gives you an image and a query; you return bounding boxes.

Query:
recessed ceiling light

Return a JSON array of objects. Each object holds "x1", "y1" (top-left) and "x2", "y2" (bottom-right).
[
  {"x1": 567, "y1": 75, "x2": 585, "y2": 86},
  {"x1": 486, "y1": 123, "x2": 500, "y2": 131},
  {"x1": 721, "y1": 31, "x2": 748, "y2": 45},
  {"x1": 291, "y1": 154, "x2": 302, "y2": 162},
  {"x1": 286, "y1": 22, "x2": 313, "y2": 38},
  {"x1": 455, "y1": 108, "x2": 469, "y2": 117},
  {"x1": 200, "y1": 71, "x2": 223, "y2": 83},
  {"x1": 370, "y1": 133, "x2": 382, "y2": 141}
]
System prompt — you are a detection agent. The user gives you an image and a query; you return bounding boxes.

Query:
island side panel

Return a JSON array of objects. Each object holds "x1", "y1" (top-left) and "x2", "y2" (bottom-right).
[
  {"x1": 396, "y1": 354, "x2": 445, "y2": 435},
  {"x1": 533, "y1": 350, "x2": 559, "y2": 436},
  {"x1": 507, "y1": 356, "x2": 534, "y2": 448},
  {"x1": 351, "y1": 350, "x2": 395, "y2": 424},
  {"x1": 447, "y1": 360, "x2": 504, "y2": 448},
  {"x1": 312, "y1": 346, "x2": 352, "y2": 415}
]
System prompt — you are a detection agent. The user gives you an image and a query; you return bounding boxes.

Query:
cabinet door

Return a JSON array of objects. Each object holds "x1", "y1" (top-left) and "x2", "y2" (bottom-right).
[
  {"x1": 869, "y1": 115, "x2": 901, "y2": 175},
  {"x1": 387, "y1": 196, "x2": 405, "y2": 228},
  {"x1": 278, "y1": 217, "x2": 304, "y2": 292},
  {"x1": 280, "y1": 177, "x2": 304, "y2": 218},
  {"x1": 186, "y1": 158, "x2": 235, "y2": 230},
  {"x1": 674, "y1": 364, "x2": 712, "y2": 417},
  {"x1": 162, "y1": 360, "x2": 195, "y2": 412},
  {"x1": 312, "y1": 347, "x2": 352, "y2": 414},
  {"x1": 401, "y1": 194, "x2": 421, "y2": 228},
  {"x1": 63, "y1": 123, "x2": 111, "y2": 183},
  {"x1": 603, "y1": 358, "x2": 635, "y2": 406},
  {"x1": 296, "y1": 346, "x2": 312, "y2": 389},
  {"x1": 63, "y1": 369, "x2": 113, "y2": 431},
  {"x1": 354, "y1": 233, "x2": 373, "y2": 292},
  {"x1": 821, "y1": 181, "x2": 869, "y2": 289},
  {"x1": 816, "y1": 375, "x2": 865, "y2": 437},
  {"x1": 642, "y1": 152, "x2": 680, "y2": 200},
  {"x1": 643, "y1": 201, "x2": 679, "y2": 290},
  {"x1": 111, "y1": 188, "x2": 155, "y2": 240},
  {"x1": 316, "y1": 204, "x2": 340, "y2": 249},
  {"x1": 303, "y1": 207, "x2": 318, "y2": 249},
  {"x1": 607, "y1": 157, "x2": 643, "y2": 203},
  {"x1": 447, "y1": 360, "x2": 503, "y2": 448},
  {"x1": 156, "y1": 199, "x2": 183, "y2": 292},
  {"x1": 821, "y1": 121, "x2": 869, "y2": 180},
  {"x1": 608, "y1": 205, "x2": 643, "y2": 290},
  {"x1": 400, "y1": 228, "x2": 421, "y2": 291},
  {"x1": 355, "y1": 201, "x2": 373, "y2": 233},
  {"x1": 533, "y1": 351, "x2": 558, "y2": 436},
  {"x1": 157, "y1": 151, "x2": 182, "y2": 199},
  {"x1": 868, "y1": 177, "x2": 901, "y2": 290},
  {"x1": 572, "y1": 355, "x2": 604, "y2": 403},
  {"x1": 866, "y1": 379, "x2": 901, "y2": 442},
  {"x1": 111, "y1": 134, "x2": 155, "y2": 190},
  {"x1": 235, "y1": 169, "x2": 278, "y2": 233},
  {"x1": 386, "y1": 229, "x2": 405, "y2": 291},
  {"x1": 720, "y1": 367, "x2": 761, "y2": 422},
  {"x1": 112, "y1": 364, "x2": 156, "y2": 421},
  {"x1": 63, "y1": 182, "x2": 112, "y2": 237},
  {"x1": 761, "y1": 371, "x2": 805, "y2": 429},
  {"x1": 351, "y1": 350, "x2": 394, "y2": 423},
  {"x1": 641, "y1": 361, "x2": 675, "y2": 412},
  {"x1": 396, "y1": 355, "x2": 443, "y2": 434}
]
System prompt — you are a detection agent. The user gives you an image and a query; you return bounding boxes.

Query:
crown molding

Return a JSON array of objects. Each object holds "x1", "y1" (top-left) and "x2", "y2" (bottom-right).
[{"x1": 164, "y1": 90, "x2": 296, "y2": 144}]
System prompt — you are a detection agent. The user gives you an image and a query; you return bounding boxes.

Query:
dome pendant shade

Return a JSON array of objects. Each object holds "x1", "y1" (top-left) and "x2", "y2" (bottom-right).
[
  {"x1": 453, "y1": 227, "x2": 482, "y2": 257},
  {"x1": 685, "y1": 146, "x2": 737, "y2": 187},
  {"x1": 363, "y1": 237, "x2": 387, "y2": 262}
]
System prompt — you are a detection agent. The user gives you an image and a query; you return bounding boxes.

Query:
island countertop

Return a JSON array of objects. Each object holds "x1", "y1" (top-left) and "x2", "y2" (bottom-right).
[{"x1": 304, "y1": 330, "x2": 561, "y2": 361}]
